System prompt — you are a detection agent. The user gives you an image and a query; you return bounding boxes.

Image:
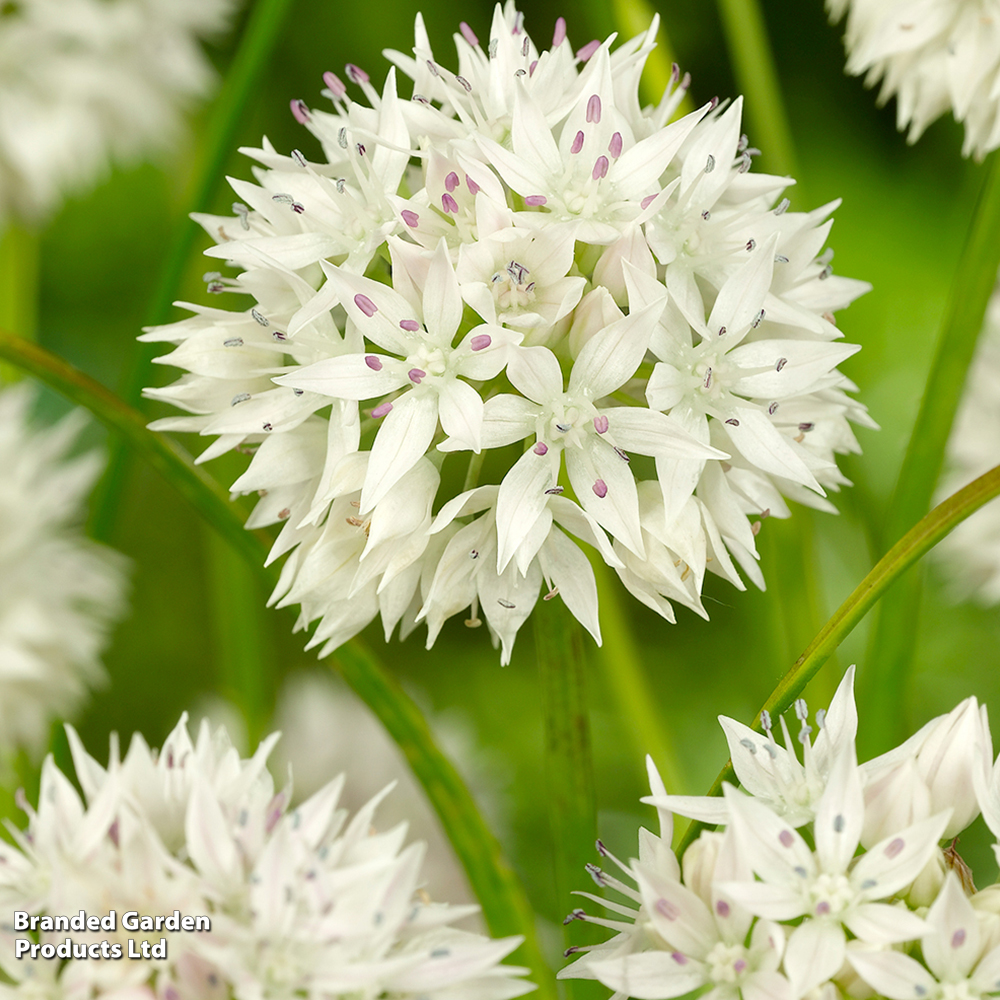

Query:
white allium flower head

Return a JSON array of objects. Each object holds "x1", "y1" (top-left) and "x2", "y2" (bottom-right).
[
  {"x1": 0, "y1": 714, "x2": 534, "y2": 1000},
  {"x1": 936, "y1": 284, "x2": 1000, "y2": 602},
  {"x1": 143, "y1": 3, "x2": 872, "y2": 663},
  {"x1": 827, "y1": 0, "x2": 1000, "y2": 158},
  {"x1": 0, "y1": 0, "x2": 239, "y2": 223},
  {"x1": 563, "y1": 682, "x2": 1000, "y2": 1000},
  {"x1": 0, "y1": 384, "x2": 128, "y2": 759}
]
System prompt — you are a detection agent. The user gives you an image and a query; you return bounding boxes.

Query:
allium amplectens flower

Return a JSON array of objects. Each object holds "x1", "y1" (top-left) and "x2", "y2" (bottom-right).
[
  {"x1": 828, "y1": 0, "x2": 1000, "y2": 158},
  {"x1": 0, "y1": 714, "x2": 533, "y2": 1000},
  {"x1": 561, "y1": 669, "x2": 1000, "y2": 1000},
  {"x1": 0, "y1": 0, "x2": 238, "y2": 223},
  {"x1": 0, "y1": 385, "x2": 128, "y2": 758},
  {"x1": 936, "y1": 283, "x2": 1000, "y2": 602},
  {"x1": 144, "y1": 3, "x2": 872, "y2": 663}
]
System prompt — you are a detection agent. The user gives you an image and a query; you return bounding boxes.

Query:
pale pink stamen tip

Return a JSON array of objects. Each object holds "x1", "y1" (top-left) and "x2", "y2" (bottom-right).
[
  {"x1": 656, "y1": 898, "x2": 679, "y2": 920},
  {"x1": 323, "y1": 71, "x2": 346, "y2": 97},
  {"x1": 445, "y1": 171, "x2": 460, "y2": 193},
  {"x1": 571, "y1": 130, "x2": 585, "y2": 154},
  {"x1": 815, "y1": 901, "x2": 830, "y2": 916},
  {"x1": 609, "y1": 132, "x2": 623, "y2": 158},
  {"x1": 408, "y1": 368, "x2": 426, "y2": 383},
  {"x1": 778, "y1": 830, "x2": 794, "y2": 847},
  {"x1": 734, "y1": 960, "x2": 747, "y2": 973},
  {"x1": 592, "y1": 155, "x2": 609, "y2": 180},
  {"x1": 290, "y1": 99, "x2": 310, "y2": 124},
  {"x1": 460, "y1": 21, "x2": 479, "y2": 46},
  {"x1": 952, "y1": 930, "x2": 966, "y2": 948},
  {"x1": 354, "y1": 293, "x2": 377, "y2": 317},
  {"x1": 593, "y1": 479, "x2": 608, "y2": 498},
  {"x1": 466, "y1": 176, "x2": 480, "y2": 195},
  {"x1": 346, "y1": 63, "x2": 369, "y2": 84},
  {"x1": 593, "y1": 415, "x2": 609, "y2": 434},
  {"x1": 525, "y1": 194, "x2": 547, "y2": 206},
  {"x1": 529, "y1": 59, "x2": 538, "y2": 76},
  {"x1": 884, "y1": 838, "x2": 904, "y2": 859},
  {"x1": 364, "y1": 355, "x2": 382, "y2": 371},
  {"x1": 470, "y1": 334, "x2": 492, "y2": 351},
  {"x1": 401, "y1": 209, "x2": 420, "y2": 228},
  {"x1": 372, "y1": 401, "x2": 393, "y2": 418},
  {"x1": 671, "y1": 953, "x2": 687, "y2": 965},
  {"x1": 641, "y1": 194, "x2": 657, "y2": 210},
  {"x1": 442, "y1": 192, "x2": 459, "y2": 214},
  {"x1": 553, "y1": 16, "x2": 567, "y2": 47},
  {"x1": 534, "y1": 442, "x2": 548, "y2": 455},
  {"x1": 586, "y1": 94, "x2": 602, "y2": 123},
  {"x1": 399, "y1": 319, "x2": 421, "y2": 332},
  {"x1": 716, "y1": 900, "x2": 730, "y2": 917},
  {"x1": 578, "y1": 39, "x2": 600, "y2": 61}
]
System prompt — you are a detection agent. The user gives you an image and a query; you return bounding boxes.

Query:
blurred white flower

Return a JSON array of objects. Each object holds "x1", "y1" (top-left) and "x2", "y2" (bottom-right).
[
  {"x1": 0, "y1": 0, "x2": 239, "y2": 223},
  {"x1": 144, "y1": 3, "x2": 871, "y2": 663},
  {"x1": 270, "y1": 670, "x2": 511, "y2": 915},
  {"x1": 827, "y1": 0, "x2": 1000, "y2": 158},
  {"x1": 937, "y1": 287, "x2": 1000, "y2": 602},
  {"x1": 0, "y1": 384, "x2": 128, "y2": 759},
  {"x1": 565, "y1": 681, "x2": 1000, "y2": 1000},
  {"x1": 0, "y1": 714, "x2": 534, "y2": 1000}
]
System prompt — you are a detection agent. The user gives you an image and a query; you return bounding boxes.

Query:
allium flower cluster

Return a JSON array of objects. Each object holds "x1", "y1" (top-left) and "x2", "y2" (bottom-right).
[
  {"x1": 0, "y1": 714, "x2": 533, "y2": 1000},
  {"x1": 144, "y1": 3, "x2": 872, "y2": 663},
  {"x1": 827, "y1": 0, "x2": 1000, "y2": 159},
  {"x1": 0, "y1": 385, "x2": 127, "y2": 759},
  {"x1": 936, "y1": 282, "x2": 1000, "y2": 603},
  {"x1": 0, "y1": 0, "x2": 239, "y2": 223},
  {"x1": 561, "y1": 667, "x2": 1000, "y2": 1000}
]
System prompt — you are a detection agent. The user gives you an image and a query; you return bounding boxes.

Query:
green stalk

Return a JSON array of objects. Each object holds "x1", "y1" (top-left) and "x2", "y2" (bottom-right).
[
  {"x1": 591, "y1": 559, "x2": 686, "y2": 795},
  {"x1": 678, "y1": 461, "x2": 1000, "y2": 854},
  {"x1": 0, "y1": 223, "x2": 40, "y2": 382},
  {"x1": 0, "y1": 329, "x2": 553, "y2": 995},
  {"x1": 863, "y1": 151, "x2": 1000, "y2": 754},
  {"x1": 534, "y1": 600, "x2": 596, "y2": 923},
  {"x1": 715, "y1": 0, "x2": 798, "y2": 180},
  {"x1": 91, "y1": 0, "x2": 296, "y2": 541}
]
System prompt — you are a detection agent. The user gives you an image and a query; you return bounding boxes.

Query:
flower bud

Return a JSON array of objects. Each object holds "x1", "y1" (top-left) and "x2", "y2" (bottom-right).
[
  {"x1": 568, "y1": 287, "x2": 622, "y2": 357},
  {"x1": 904, "y1": 848, "x2": 947, "y2": 908},
  {"x1": 681, "y1": 831, "x2": 724, "y2": 909},
  {"x1": 861, "y1": 757, "x2": 931, "y2": 848},
  {"x1": 972, "y1": 885, "x2": 1000, "y2": 957},
  {"x1": 915, "y1": 698, "x2": 991, "y2": 838}
]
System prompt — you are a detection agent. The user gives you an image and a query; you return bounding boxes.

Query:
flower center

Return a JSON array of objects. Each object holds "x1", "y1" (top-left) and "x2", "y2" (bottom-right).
[
  {"x1": 410, "y1": 345, "x2": 449, "y2": 378},
  {"x1": 491, "y1": 260, "x2": 536, "y2": 312},
  {"x1": 705, "y1": 941, "x2": 750, "y2": 985},
  {"x1": 810, "y1": 872, "x2": 853, "y2": 918}
]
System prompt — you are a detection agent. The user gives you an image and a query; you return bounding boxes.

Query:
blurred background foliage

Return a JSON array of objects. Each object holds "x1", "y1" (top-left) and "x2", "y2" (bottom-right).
[{"x1": 17, "y1": 0, "x2": 1000, "y2": 968}]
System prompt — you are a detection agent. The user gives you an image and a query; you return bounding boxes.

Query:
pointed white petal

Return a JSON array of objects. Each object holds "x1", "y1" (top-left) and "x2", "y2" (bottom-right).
[
  {"x1": 274, "y1": 354, "x2": 408, "y2": 400},
  {"x1": 846, "y1": 949, "x2": 937, "y2": 1000},
  {"x1": 496, "y1": 447, "x2": 558, "y2": 573},
  {"x1": 587, "y1": 952, "x2": 706, "y2": 1000},
  {"x1": 437, "y1": 378, "x2": 484, "y2": 451},
  {"x1": 783, "y1": 920, "x2": 846, "y2": 998}
]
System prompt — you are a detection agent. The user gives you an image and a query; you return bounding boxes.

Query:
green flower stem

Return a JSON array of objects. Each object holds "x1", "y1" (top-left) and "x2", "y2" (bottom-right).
[
  {"x1": 862, "y1": 151, "x2": 1000, "y2": 754},
  {"x1": 678, "y1": 461, "x2": 1000, "y2": 854},
  {"x1": 0, "y1": 223, "x2": 39, "y2": 382},
  {"x1": 91, "y1": 0, "x2": 296, "y2": 542},
  {"x1": 715, "y1": 0, "x2": 798, "y2": 180},
  {"x1": 534, "y1": 600, "x2": 596, "y2": 931},
  {"x1": 0, "y1": 328, "x2": 553, "y2": 995},
  {"x1": 591, "y1": 559, "x2": 687, "y2": 796}
]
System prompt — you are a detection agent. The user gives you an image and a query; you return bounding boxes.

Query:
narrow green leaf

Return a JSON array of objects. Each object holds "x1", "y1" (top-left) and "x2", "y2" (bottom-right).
[
  {"x1": 863, "y1": 151, "x2": 1000, "y2": 753},
  {"x1": 0, "y1": 223, "x2": 39, "y2": 382},
  {"x1": 0, "y1": 329, "x2": 552, "y2": 992},
  {"x1": 679, "y1": 461, "x2": 1000, "y2": 854}
]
